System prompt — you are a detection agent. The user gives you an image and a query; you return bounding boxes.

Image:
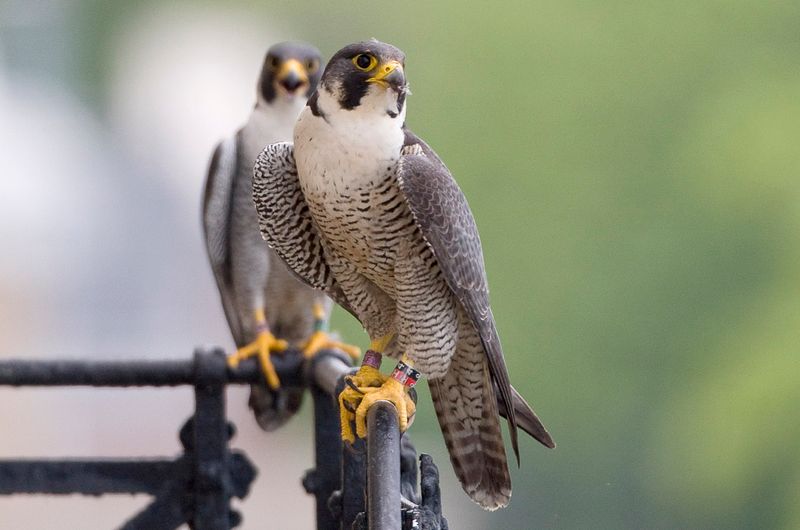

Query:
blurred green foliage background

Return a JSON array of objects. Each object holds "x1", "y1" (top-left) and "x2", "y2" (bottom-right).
[{"x1": 2, "y1": 0, "x2": 799, "y2": 528}]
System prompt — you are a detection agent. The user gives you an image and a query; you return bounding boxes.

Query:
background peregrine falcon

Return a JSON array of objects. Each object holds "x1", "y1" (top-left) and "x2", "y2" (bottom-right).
[
  {"x1": 252, "y1": 40, "x2": 554, "y2": 509},
  {"x1": 202, "y1": 41, "x2": 358, "y2": 431}
]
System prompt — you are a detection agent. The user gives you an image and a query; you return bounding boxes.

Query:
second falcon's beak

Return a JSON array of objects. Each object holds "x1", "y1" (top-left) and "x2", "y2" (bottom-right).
[
  {"x1": 276, "y1": 59, "x2": 309, "y2": 94},
  {"x1": 367, "y1": 60, "x2": 406, "y2": 92}
]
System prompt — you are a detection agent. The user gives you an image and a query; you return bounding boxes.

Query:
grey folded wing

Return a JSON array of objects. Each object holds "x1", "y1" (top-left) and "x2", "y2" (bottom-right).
[
  {"x1": 202, "y1": 136, "x2": 244, "y2": 345},
  {"x1": 397, "y1": 128, "x2": 522, "y2": 460},
  {"x1": 497, "y1": 384, "x2": 555, "y2": 449}
]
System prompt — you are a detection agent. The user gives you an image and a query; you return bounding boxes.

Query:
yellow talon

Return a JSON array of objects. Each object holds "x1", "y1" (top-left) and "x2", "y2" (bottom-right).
[
  {"x1": 354, "y1": 377, "x2": 415, "y2": 439},
  {"x1": 303, "y1": 330, "x2": 361, "y2": 360},
  {"x1": 227, "y1": 330, "x2": 288, "y2": 390},
  {"x1": 338, "y1": 365, "x2": 388, "y2": 443}
]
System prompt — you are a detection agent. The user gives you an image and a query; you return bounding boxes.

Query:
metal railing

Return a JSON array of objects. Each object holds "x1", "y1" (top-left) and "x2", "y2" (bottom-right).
[{"x1": 0, "y1": 348, "x2": 447, "y2": 529}]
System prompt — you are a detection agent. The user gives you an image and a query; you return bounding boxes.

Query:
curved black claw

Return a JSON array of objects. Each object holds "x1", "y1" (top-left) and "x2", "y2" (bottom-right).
[
  {"x1": 342, "y1": 400, "x2": 358, "y2": 414},
  {"x1": 344, "y1": 376, "x2": 366, "y2": 395}
]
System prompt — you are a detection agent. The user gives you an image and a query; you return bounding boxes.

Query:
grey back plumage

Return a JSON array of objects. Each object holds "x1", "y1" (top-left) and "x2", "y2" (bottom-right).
[
  {"x1": 398, "y1": 129, "x2": 522, "y2": 459},
  {"x1": 202, "y1": 41, "x2": 327, "y2": 432}
]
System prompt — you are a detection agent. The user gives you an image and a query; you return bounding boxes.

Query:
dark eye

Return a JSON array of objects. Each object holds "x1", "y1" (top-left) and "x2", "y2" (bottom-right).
[
  {"x1": 355, "y1": 55, "x2": 371, "y2": 69},
  {"x1": 306, "y1": 59, "x2": 319, "y2": 72},
  {"x1": 269, "y1": 56, "x2": 280, "y2": 69},
  {"x1": 353, "y1": 53, "x2": 377, "y2": 71}
]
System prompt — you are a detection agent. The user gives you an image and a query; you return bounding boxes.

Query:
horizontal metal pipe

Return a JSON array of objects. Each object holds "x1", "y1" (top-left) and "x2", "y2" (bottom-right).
[
  {"x1": 0, "y1": 358, "x2": 198, "y2": 387},
  {"x1": 0, "y1": 459, "x2": 185, "y2": 495},
  {"x1": 309, "y1": 354, "x2": 352, "y2": 395},
  {"x1": 0, "y1": 348, "x2": 324, "y2": 388}
]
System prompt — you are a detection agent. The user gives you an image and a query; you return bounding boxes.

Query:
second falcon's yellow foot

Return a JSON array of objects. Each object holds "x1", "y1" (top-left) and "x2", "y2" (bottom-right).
[
  {"x1": 338, "y1": 365, "x2": 388, "y2": 443},
  {"x1": 354, "y1": 377, "x2": 416, "y2": 440},
  {"x1": 302, "y1": 330, "x2": 362, "y2": 360},
  {"x1": 227, "y1": 330, "x2": 289, "y2": 390}
]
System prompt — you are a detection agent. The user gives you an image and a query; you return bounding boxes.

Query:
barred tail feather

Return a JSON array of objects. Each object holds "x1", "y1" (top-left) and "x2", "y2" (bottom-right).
[
  {"x1": 430, "y1": 345, "x2": 511, "y2": 510},
  {"x1": 248, "y1": 384, "x2": 304, "y2": 432}
]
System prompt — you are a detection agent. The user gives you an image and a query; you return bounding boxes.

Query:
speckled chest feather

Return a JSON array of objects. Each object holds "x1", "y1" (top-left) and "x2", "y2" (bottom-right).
[{"x1": 293, "y1": 90, "x2": 418, "y2": 295}]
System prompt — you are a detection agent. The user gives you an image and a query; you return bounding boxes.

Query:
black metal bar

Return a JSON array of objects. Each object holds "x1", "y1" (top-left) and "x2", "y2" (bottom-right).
[
  {"x1": 341, "y1": 439, "x2": 367, "y2": 530},
  {"x1": 367, "y1": 402, "x2": 401, "y2": 530},
  {"x1": 400, "y1": 454, "x2": 448, "y2": 530},
  {"x1": 0, "y1": 354, "x2": 303, "y2": 387},
  {"x1": 0, "y1": 459, "x2": 185, "y2": 495},
  {"x1": 119, "y1": 481, "x2": 189, "y2": 530},
  {"x1": 191, "y1": 348, "x2": 230, "y2": 530},
  {"x1": 307, "y1": 385, "x2": 341, "y2": 530},
  {"x1": 308, "y1": 354, "x2": 352, "y2": 395},
  {"x1": 303, "y1": 354, "x2": 347, "y2": 530},
  {"x1": 228, "y1": 452, "x2": 257, "y2": 500},
  {"x1": 336, "y1": 374, "x2": 367, "y2": 530},
  {"x1": 0, "y1": 348, "x2": 445, "y2": 529},
  {"x1": 399, "y1": 435, "x2": 419, "y2": 504},
  {"x1": 0, "y1": 359, "x2": 195, "y2": 386}
]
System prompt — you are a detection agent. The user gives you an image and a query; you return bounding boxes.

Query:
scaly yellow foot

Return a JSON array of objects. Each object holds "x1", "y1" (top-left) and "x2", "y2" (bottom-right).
[
  {"x1": 354, "y1": 377, "x2": 416, "y2": 440},
  {"x1": 227, "y1": 330, "x2": 288, "y2": 390},
  {"x1": 303, "y1": 330, "x2": 361, "y2": 360},
  {"x1": 339, "y1": 365, "x2": 388, "y2": 443}
]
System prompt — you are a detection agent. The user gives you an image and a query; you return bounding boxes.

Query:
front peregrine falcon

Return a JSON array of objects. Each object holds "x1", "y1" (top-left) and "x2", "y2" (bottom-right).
[
  {"x1": 252, "y1": 40, "x2": 554, "y2": 509},
  {"x1": 202, "y1": 42, "x2": 358, "y2": 431}
]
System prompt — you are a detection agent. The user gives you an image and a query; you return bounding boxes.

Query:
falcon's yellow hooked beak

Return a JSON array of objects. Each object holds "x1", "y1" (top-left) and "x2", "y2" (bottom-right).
[
  {"x1": 276, "y1": 59, "x2": 309, "y2": 94},
  {"x1": 367, "y1": 60, "x2": 405, "y2": 90}
]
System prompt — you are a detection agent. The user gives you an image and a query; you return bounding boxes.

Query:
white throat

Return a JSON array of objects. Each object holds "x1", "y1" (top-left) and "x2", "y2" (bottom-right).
[
  {"x1": 293, "y1": 84, "x2": 407, "y2": 191},
  {"x1": 242, "y1": 95, "x2": 306, "y2": 161},
  {"x1": 304, "y1": 84, "x2": 406, "y2": 154},
  {"x1": 318, "y1": 82, "x2": 407, "y2": 122}
]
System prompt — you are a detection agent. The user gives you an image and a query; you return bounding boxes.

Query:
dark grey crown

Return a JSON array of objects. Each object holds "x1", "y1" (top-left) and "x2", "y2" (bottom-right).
[{"x1": 317, "y1": 40, "x2": 407, "y2": 111}]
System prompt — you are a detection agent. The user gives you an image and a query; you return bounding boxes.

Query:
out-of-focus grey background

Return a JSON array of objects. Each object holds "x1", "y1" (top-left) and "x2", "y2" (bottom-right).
[{"x1": 1, "y1": 1, "x2": 799, "y2": 529}]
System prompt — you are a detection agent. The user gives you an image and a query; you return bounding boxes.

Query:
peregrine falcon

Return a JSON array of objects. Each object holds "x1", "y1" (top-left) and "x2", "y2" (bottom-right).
[
  {"x1": 202, "y1": 42, "x2": 359, "y2": 431},
  {"x1": 252, "y1": 40, "x2": 554, "y2": 509}
]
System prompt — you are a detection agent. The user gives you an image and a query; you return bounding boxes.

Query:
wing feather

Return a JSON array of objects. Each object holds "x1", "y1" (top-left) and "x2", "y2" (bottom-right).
[
  {"x1": 397, "y1": 129, "x2": 553, "y2": 460},
  {"x1": 202, "y1": 137, "x2": 244, "y2": 344},
  {"x1": 252, "y1": 142, "x2": 354, "y2": 316}
]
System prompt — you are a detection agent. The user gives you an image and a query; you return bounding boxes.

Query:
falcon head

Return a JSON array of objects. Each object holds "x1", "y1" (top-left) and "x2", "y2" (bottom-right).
[
  {"x1": 257, "y1": 42, "x2": 323, "y2": 105},
  {"x1": 317, "y1": 40, "x2": 408, "y2": 118}
]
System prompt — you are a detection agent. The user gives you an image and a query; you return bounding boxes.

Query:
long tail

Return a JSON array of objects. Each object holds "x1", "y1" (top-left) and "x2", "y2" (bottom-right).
[
  {"x1": 430, "y1": 334, "x2": 511, "y2": 510},
  {"x1": 248, "y1": 384, "x2": 304, "y2": 431},
  {"x1": 497, "y1": 384, "x2": 556, "y2": 449},
  {"x1": 241, "y1": 320, "x2": 304, "y2": 432}
]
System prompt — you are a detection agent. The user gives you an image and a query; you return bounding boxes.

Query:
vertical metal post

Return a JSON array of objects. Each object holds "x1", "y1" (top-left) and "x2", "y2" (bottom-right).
[
  {"x1": 366, "y1": 402, "x2": 401, "y2": 530},
  {"x1": 336, "y1": 376, "x2": 366, "y2": 530},
  {"x1": 309, "y1": 383, "x2": 342, "y2": 530},
  {"x1": 192, "y1": 348, "x2": 229, "y2": 530},
  {"x1": 341, "y1": 438, "x2": 367, "y2": 529}
]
